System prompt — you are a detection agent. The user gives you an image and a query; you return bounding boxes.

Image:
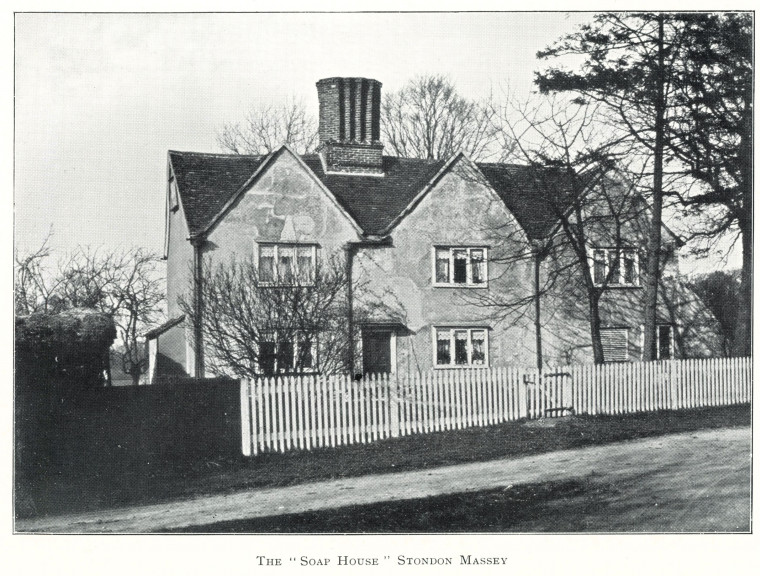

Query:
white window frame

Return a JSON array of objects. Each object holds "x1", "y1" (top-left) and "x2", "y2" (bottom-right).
[
  {"x1": 169, "y1": 180, "x2": 180, "y2": 212},
  {"x1": 432, "y1": 246, "x2": 489, "y2": 288},
  {"x1": 258, "y1": 331, "x2": 318, "y2": 376},
  {"x1": 590, "y1": 247, "x2": 640, "y2": 287},
  {"x1": 255, "y1": 243, "x2": 317, "y2": 286},
  {"x1": 432, "y1": 327, "x2": 490, "y2": 369},
  {"x1": 638, "y1": 324, "x2": 675, "y2": 360}
]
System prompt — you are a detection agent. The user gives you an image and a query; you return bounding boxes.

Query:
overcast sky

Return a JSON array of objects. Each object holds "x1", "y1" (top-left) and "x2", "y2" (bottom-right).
[{"x1": 14, "y1": 11, "x2": 741, "y2": 273}]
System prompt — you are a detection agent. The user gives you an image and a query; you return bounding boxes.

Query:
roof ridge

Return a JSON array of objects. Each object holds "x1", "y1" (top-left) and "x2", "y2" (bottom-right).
[
  {"x1": 168, "y1": 149, "x2": 266, "y2": 160},
  {"x1": 477, "y1": 161, "x2": 531, "y2": 168}
]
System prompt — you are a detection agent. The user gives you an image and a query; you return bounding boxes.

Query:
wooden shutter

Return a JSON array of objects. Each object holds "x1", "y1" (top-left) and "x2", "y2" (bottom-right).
[{"x1": 600, "y1": 328, "x2": 628, "y2": 362}]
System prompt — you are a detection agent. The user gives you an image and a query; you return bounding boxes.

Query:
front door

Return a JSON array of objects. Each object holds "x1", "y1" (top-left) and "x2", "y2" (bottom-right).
[{"x1": 362, "y1": 330, "x2": 392, "y2": 375}]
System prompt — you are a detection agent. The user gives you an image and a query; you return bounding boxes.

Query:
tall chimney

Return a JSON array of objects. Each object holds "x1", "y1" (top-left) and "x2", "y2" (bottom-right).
[{"x1": 316, "y1": 77, "x2": 384, "y2": 175}]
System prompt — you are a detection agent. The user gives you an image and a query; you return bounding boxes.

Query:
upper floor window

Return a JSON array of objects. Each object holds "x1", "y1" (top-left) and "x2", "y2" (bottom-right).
[
  {"x1": 591, "y1": 248, "x2": 639, "y2": 287},
  {"x1": 169, "y1": 181, "x2": 179, "y2": 212},
  {"x1": 434, "y1": 246, "x2": 487, "y2": 287},
  {"x1": 258, "y1": 243, "x2": 316, "y2": 285},
  {"x1": 434, "y1": 327, "x2": 489, "y2": 368}
]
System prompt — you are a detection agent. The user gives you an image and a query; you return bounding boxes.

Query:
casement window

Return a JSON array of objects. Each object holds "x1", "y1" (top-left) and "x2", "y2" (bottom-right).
[
  {"x1": 258, "y1": 333, "x2": 316, "y2": 376},
  {"x1": 600, "y1": 327, "x2": 629, "y2": 362},
  {"x1": 637, "y1": 325, "x2": 675, "y2": 360},
  {"x1": 169, "y1": 180, "x2": 179, "y2": 212},
  {"x1": 591, "y1": 248, "x2": 639, "y2": 287},
  {"x1": 257, "y1": 244, "x2": 316, "y2": 285},
  {"x1": 434, "y1": 327, "x2": 489, "y2": 368},
  {"x1": 433, "y1": 247, "x2": 488, "y2": 287}
]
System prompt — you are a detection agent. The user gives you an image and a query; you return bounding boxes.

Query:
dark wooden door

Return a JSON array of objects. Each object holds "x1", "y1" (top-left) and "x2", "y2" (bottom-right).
[{"x1": 363, "y1": 330, "x2": 391, "y2": 375}]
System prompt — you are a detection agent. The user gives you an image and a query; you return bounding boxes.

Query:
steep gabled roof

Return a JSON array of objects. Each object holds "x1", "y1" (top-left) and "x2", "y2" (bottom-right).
[
  {"x1": 301, "y1": 155, "x2": 447, "y2": 236},
  {"x1": 167, "y1": 149, "x2": 568, "y2": 241},
  {"x1": 477, "y1": 163, "x2": 573, "y2": 240},
  {"x1": 168, "y1": 150, "x2": 268, "y2": 236}
]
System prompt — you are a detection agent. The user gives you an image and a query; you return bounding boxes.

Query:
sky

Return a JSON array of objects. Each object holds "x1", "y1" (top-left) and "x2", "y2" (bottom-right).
[{"x1": 13, "y1": 11, "x2": 742, "y2": 273}]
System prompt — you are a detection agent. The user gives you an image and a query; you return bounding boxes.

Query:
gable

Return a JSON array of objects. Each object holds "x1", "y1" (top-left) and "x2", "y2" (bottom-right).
[
  {"x1": 168, "y1": 148, "x2": 574, "y2": 243},
  {"x1": 393, "y1": 154, "x2": 529, "y2": 248},
  {"x1": 205, "y1": 149, "x2": 362, "y2": 254},
  {"x1": 301, "y1": 155, "x2": 447, "y2": 236},
  {"x1": 477, "y1": 163, "x2": 573, "y2": 241}
]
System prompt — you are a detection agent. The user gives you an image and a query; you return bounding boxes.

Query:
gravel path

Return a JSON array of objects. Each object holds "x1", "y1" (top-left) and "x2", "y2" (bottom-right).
[{"x1": 16, "y1": 426, "x2": 750, "y2": 533}]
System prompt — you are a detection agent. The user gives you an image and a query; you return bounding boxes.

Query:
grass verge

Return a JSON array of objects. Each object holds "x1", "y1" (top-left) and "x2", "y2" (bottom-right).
[{"x1": 16, "y1": 403, "x2": 750, "y2": 519}]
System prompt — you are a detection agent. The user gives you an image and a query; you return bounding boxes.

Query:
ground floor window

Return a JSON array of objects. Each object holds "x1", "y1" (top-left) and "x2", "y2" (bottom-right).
[
  {"x1": 637, "y1": 324, "x2": 675, "y2": 360},
  {"x1": 657, "y1": 325, "x2": 674, "y2": 360},
  {"x1": 259, "y1": 333, "x2": 315, "y2": 376},
  {"x1": 434, "y1": 327, "x2": 488, "y2": 368},
  {"x1": 600, "y1": 327, "x2": 629, "y2": 362}
]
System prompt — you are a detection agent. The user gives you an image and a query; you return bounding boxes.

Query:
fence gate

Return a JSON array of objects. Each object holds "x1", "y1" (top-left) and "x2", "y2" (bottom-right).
[
  {"x1": 526, "y1": 370, "x2": 574, "y2": 419},
  {"x1": 240, "y1": 358, "x2": 751, "y2": 456}
]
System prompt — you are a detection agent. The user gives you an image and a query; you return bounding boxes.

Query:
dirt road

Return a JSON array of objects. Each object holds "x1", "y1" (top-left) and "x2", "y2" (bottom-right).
[{"x1": 16, "y1": 426, "x2": 750, "y2": 533}]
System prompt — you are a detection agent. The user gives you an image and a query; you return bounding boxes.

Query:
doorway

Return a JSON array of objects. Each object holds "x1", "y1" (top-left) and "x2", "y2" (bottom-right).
[{"x1": 362, "y1": 329, "x2": 394, "y2": 375}]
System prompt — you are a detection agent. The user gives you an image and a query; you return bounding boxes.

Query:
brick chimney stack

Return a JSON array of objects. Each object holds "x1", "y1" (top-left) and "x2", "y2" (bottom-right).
[{"x1": 316, "y1": 77, "x2": 384, "y2": 175}]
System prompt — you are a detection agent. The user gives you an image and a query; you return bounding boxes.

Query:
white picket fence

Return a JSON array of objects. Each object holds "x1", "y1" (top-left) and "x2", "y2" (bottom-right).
[{"x1": 239, "y1": 357, "x2": 752, "y2": 456}]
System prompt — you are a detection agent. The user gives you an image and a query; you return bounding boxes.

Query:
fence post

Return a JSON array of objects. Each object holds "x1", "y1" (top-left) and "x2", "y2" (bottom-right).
[
  {"x1": 518, "y1": 368, "x2": 529, "y2": 419},
  {"x1": 389, "y1": 373, "x2": 400, "y2": 438},
  {"x1": 240, "y1": 378, "x2": 252, "y2": 457}
]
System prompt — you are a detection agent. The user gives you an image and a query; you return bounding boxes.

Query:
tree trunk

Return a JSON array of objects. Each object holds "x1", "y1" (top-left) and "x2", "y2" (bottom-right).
[
  {"x1": 588, "y1": 289, "x2": 605, "y2": 364},
  {"x1": 642, "y1": 15, "x2": 666, "y2": 361},
  {"x1": 734, "y1": 98, "x2": 753, "y2": 357},
  {"x1": 534, "y1": 253, "x2": 543, "y2": 370},
  {"x1": 735, "y1": 215, "x2": 752, "y2": 356}
]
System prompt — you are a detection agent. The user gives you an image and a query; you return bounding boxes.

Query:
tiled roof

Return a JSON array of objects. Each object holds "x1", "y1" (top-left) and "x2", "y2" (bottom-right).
[
  {"x1": 169, "y1": 151, "x2": 268, "y2": 235},
  {"x1": 477, "y1": 163, "x2": 572, "y2": 240},
  {"x1": 301, "y1": 155, "x2": 446, "y2": 235},
  {"x1": 144, "y1": 315, "x2": 185, "y2": 339},
  {"x1": 168, "y1": 149, "x2": 566, "y2": 240}
]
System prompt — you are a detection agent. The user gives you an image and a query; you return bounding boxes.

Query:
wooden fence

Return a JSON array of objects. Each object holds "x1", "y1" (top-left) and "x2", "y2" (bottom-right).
[{"x1": 240, "y1": 357, "x2": 752, "y2": 456}]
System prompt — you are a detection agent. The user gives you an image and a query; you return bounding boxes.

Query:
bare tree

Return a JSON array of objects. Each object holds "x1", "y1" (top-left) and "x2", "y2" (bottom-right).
[
  {"x1": 381, "y1": 74, "x2": 503, "y2": 161},
  {"x1": 14, "y1": 241, "x2": 165, "y2": 385},
  {"x1": 494, "y1": 96, "x2": 652, "y2": 364},
  {"x1": 180, "y1": 254, "x2": 353, "y2": 378},
  {"x1": 216, "y1": 98, "x2": 318, "y2": 155},
  {"x1": 14, "y1": 230, "x2": 66, "y2": 316},
  {"x1": 536, "y1": 13, "x2": 693, "y2": 361}
]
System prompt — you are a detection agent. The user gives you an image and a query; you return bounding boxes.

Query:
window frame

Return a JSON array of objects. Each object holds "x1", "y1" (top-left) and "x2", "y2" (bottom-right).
[
  {"x1": 656, "y1": 324, "x2": 674, "y2": 360},
  {"x1": 432, "y1": 326, "x2": 490, "y2": 369},
  {"x1": 637, "y1": 324, "x2": 675, "y2": 360},
  {"x1": 589, "y1": 247, "x2": 640, "y2": 288},
  {"x1": 255, "y1": 242, "x2": 318, "y2": 286},
  {"x1": 258, "y1": 331, "x2": 318, "y2": 376},
  {"x1": 169, "y1": 181, "x2": 180, "y2": 212},
  {"x1": 432, "y1": 246, "x2": 489, "y2": 288}
]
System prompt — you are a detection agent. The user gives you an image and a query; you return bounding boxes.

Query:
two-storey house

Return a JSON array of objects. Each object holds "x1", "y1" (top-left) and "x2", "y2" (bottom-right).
[{"x1": 147, "y1": 76, "x2": 721, "y2": 381}]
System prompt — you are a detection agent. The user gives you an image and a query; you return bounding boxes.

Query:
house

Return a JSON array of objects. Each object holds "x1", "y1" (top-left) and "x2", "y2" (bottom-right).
[{"x1": 148, "y1": 76, "x2": 721, "y2": 382}]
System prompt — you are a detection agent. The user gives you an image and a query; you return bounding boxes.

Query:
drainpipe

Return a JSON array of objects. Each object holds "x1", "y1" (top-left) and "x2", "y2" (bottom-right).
[
  {"x1": 191, "y1": 237, "x2": 205, "y2": 377},
  {"x1": 344, "y1": 243, "x2": 357, "y2": 375},
  {"x1": 533, "y1": 243, "x2": 544, "y2": 371}
]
